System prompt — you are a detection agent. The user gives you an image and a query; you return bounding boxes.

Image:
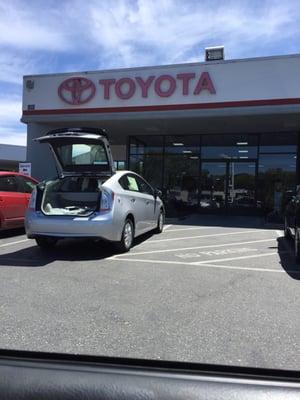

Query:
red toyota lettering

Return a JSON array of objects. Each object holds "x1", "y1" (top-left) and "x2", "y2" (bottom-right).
[
  {"x1": 135, "y1": 76, "x2": 155, "y2": 98},
  {"x1": 115, "y1": 78, "x2": 136, "y2": 99},
  {"x1": 176, "y1": 73, "x2": 195, "y2": 95},
  {"x1": 193, "y1": 72, "x2": 216, "y2": 95},
  {"x1": 154, "y1": 75, "x2": 176, "y2": 97},
  {"x1": 99, "y1": 79, "x2": 116, "y2": 99}
]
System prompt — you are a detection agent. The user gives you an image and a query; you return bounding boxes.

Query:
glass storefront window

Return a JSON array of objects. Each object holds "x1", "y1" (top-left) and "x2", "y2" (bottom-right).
[
  {"x1": 202, "y1": 146, "x2": 258, "y2": 159},
  {"x1": 164, "y1": 153, "x2": 199, "y2": 213},
  {"x1": 201, "y1": 162, "x2": 226, "y2": 209},
  {"x1": 201, "y1": 134, "x2": 258, "y2": 159},
  {"x1": 129, "y1": 132, "x2": 297, "y2": 216},
  {"x1": 114, "y1": 160, "x2": 126, "y2": 170},
  {"x1": 165, "y1": 135, "x2": 200, "y2": 155},
  {"x1": 163, "y1": 136, "x2": 200, "y2": 214},
  {"x1": 130, "y1": 135, "x2": 163, "y2": 155},
  {"x1": 229, "y1": 162, "x2": 256, "y2": 208},
  {"x1": 129, "y1": 136, "x2": 164, "y2": 189},
  {"x1": 258, "y1": 153, "x2": 296, "y2": 213},
  {"x1": 260, "y1": 132, "x2": 297, "y2": 153},
  {"x1": 129, "y1": 154, "x2": 163, "y2": 190}
]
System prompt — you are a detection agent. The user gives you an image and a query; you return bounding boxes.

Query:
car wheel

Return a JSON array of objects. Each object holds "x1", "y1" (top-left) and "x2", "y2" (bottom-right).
[
  {"x1": 295, "y1": 228, "x2": 300, "y2": 263},
  {"x1": 115, "y1": 219, "x2": 134, "y2": 253},
  {"x1": 35, "y1": 236, "x2": 57, "y2": 249},
  {"x1": 154, "y1": 210, "x2": 164, "y2": 234}
]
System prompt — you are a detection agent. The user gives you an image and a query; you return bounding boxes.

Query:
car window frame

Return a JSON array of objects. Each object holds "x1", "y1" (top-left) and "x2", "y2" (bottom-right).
[{"x1": 17, "y1": 176, "x2": 37, "y2": 194}]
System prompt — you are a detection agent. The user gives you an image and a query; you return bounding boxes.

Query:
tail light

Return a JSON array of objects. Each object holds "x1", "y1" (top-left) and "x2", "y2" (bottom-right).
[
  {"x1": 100, "y1": 189, "x2": 114, "y2": 211},
  {"x1": 28, "y1": 189, "x2": 37, "y2": 211}
]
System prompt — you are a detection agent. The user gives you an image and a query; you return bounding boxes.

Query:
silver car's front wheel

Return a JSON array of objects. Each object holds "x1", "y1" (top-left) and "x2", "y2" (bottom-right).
[
  {"x1": 115, "y1": 219, "x2": 134, "y2": 252},
  {"x1": 154, "y1": 210, "x2": 164, "y2": 234}
]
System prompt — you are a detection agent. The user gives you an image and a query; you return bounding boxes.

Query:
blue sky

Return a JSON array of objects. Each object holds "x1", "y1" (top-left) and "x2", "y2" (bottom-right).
[{"x1": 1, "y1": 0, "x2": 300, "y2": 145}]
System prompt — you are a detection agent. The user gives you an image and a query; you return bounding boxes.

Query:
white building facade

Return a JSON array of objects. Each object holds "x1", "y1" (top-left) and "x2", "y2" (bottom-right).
[{"x1": 22, "y1": 54, "x2": 300, "y2": 214}]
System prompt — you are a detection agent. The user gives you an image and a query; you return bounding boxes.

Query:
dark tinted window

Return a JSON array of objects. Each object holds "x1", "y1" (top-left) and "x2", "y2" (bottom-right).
[
  {"x1": 0, "y1": 176, "x2": 19, "y2": 192},
  {"x1": 119, "y1": 175, "x2": 130, "y2": 190},
  {"x1": 136, "y1": 176, "x2": 153, "y2": 195}
]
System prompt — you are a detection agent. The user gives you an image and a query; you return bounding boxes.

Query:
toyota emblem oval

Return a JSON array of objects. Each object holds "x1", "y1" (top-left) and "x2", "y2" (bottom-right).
[{"x1": 58, "y1": 77, "x2": 96, "y2": 105}]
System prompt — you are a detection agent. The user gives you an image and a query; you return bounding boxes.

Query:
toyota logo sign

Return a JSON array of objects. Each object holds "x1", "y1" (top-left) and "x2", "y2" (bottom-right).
[{"x1": 58, "y1": 77, "x2": 96, "y2": 105}]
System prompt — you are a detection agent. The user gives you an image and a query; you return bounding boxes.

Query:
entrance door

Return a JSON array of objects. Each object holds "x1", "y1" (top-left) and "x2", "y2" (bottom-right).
[{"x1": 200, "y1": 160, "x2": 257, "y2": 211}]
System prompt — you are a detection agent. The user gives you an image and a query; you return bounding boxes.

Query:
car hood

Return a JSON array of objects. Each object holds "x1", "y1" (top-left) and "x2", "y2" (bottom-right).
[{"x1": 35, "y1": 129, "x2": 115, "y2": 177}]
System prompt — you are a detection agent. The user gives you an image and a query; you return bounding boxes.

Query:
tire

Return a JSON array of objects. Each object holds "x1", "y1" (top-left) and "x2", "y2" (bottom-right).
[
  {"x1": 295, "y1": 228, "x2": 300, "y2": 263},
  {"x1": 154, "y1": 210, "x2": 164, "y2": 234},
  {"x1": 115, "y1": 219, "x2": 134, "y2": 253},
  {"x1": 35, "y1": 236, "x2": 57, "y2": 249}
]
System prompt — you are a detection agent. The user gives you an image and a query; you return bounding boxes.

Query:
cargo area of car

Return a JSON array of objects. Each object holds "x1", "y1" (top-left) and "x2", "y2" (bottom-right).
[{"x1": 41, "y1": 176, "x2": 105, "y2": 217}]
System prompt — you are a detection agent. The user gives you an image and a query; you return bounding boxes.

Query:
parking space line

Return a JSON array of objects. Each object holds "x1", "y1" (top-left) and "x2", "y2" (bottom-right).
[
  {"x1": 108, "y1": 256, "x2": 291, "y2": 274},
  {"x1": 0, "y1": 239, "x2": 30, "y2": 248},
  {"x1": 115, "y1": 238, "x2": 276, "y2": 257},
  {"x1": 163, "y1": 226, "x2": 216, "y2": 232},
  {"x1": 163, "y1": 224, "x2": 172, "y2": 231},
  {"x1": 146, "y1": 229, "x2": 272, "y2": 244},
  {"x1": 184, "y1": 262, "x2": 291, "y2": 273},
  {"x1": 191, "y1": 251, "x2": 287, "y2": 265}
]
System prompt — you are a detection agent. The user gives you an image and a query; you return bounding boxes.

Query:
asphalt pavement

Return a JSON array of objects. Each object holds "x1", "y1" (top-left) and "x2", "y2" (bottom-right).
[{"x1": 0, "y1": 215, "x2": 299, "y2": 370}]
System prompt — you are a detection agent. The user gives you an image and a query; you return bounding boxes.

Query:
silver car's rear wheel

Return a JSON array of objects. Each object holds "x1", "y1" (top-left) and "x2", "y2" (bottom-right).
[{"x1": 115, "y1": 219, "x2": 134, "y2": 252}]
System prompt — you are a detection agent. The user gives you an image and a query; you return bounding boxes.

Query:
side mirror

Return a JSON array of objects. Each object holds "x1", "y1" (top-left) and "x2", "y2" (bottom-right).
[{"x1": 154, "y1": 188, "x2": 162, "y2": 198}]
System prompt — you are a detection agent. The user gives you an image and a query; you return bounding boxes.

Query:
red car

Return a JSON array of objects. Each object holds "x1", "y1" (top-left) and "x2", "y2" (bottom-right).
[{"x1": 0, "y1": 172, "x2": 38, "y2": 230}]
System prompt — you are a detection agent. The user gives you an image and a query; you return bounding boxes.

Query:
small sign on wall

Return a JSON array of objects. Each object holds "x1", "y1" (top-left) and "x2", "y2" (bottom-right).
[{"x1": 19, "y1": 162, "x2": 31, "y2": 176}]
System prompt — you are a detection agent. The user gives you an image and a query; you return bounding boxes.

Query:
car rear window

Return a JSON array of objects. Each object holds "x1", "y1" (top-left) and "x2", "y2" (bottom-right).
[{"x1": 54, "y1": 142, "x2": 110, "y2": 171}]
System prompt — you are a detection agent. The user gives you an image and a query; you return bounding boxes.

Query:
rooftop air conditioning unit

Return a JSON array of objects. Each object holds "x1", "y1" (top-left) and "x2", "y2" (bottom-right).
[{"x1": 205, "y1": 46, "x2": 224, "y2": 61}]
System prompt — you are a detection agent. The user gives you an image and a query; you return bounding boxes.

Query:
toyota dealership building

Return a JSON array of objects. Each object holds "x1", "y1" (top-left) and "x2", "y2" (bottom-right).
[{"x1": 22, "y1": 51, "x2": 300, "y2": 215}]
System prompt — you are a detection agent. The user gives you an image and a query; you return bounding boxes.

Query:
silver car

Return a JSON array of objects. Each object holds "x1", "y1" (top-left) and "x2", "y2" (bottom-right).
[{"x1": 25, "y1": 128, "x2": 164, "y2": 252}]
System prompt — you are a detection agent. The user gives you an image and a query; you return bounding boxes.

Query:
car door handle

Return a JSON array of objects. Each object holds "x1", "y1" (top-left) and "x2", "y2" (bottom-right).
[
  {"x1": 146, "y1": 200, "x2": 150, "y2": 205},
  {"x1": 131, "y1": 198, "x2": 136, "y2": 203},
  {"x1": 0, "y1": 196, "x2": 3, "y2": 201}
]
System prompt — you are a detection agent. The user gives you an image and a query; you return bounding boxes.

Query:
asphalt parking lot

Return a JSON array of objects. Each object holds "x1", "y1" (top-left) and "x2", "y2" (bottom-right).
[{"x1": 0, "y1": 215, "x2": 299, "y2": 370}]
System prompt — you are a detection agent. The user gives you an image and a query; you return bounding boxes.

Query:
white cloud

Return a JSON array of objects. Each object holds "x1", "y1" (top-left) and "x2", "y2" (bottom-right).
[
  {"x1": 0, "y1": 95, "x2": 25, "y2": 145},
  {"x1": 0, "y1": 1, "x2": 72, "y2": 52},
  {"x1": 1, "y1": 0, "x2": 300, "y2": 146},
  {"x1": 0, "y1": 127, "x2": 26, "y2": 146},
  {"x1": 0, "y1": 95, "x2": 22, "y2": 124},
  {"x1": 85, "y1": 0, "x2": 300, "y2": 67},
  {"x1": 0, "y1": 52, "x2": 36, "y2": 85}
]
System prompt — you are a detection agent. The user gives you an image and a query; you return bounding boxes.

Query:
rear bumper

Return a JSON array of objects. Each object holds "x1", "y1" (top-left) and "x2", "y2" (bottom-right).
[{"x1": 25, "y1": 210, "x2": 121, "y2": 242}]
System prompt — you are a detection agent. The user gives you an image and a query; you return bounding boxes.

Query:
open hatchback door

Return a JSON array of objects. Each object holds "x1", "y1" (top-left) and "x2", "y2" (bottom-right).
[
  {"x1": 35, "y1": 128, "x2": 115, "y2": 177},
  {"x1": 35, "y1": 128, "x2": 115, "y2": 217}
]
